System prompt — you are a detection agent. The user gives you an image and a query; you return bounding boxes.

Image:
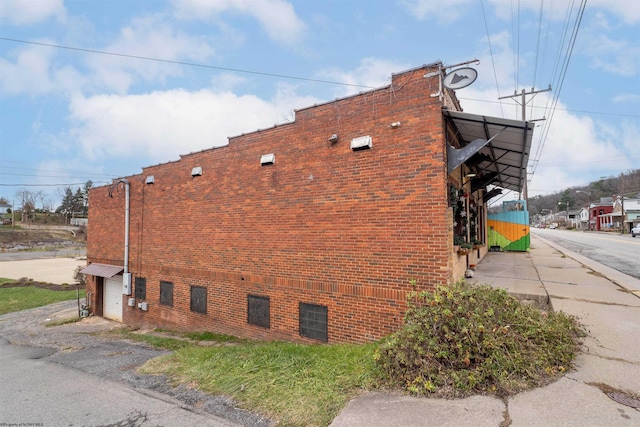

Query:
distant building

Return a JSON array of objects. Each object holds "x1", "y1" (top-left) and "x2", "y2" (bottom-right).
[
  {"x1": 590, "y1": 197, "x2": 614, "y2": 231},
  {"x1": 70, "y1": 218, "x2": 88, "y2": 227}
]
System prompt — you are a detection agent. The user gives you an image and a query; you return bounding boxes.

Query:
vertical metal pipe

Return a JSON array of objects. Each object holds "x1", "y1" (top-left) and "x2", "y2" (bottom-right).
[{"x1": 123, "y1": 179, "x2": 130, "y2": 274}]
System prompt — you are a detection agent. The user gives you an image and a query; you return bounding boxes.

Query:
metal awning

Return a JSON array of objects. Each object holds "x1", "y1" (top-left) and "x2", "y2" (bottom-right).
[
  {"x1": 444, "y1": 110, "x2": 534, "y2": 193},
  {"x1": 80, "y1": 263, "x2": 124, "y2": 278}
]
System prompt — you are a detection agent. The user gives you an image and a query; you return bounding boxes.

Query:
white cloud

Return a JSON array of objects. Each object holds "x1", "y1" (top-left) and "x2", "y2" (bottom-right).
[
  {"x1": 172, "y1": 0, "x2": 306, "y2": 46},
  {"x1": 0, "y1": 41, "x2": 89, "y2": 96},
  {"x1": 0, "y1": 0, "x2": 65, "y2": 25},
  {"x1": 68, "y1": 87, "x2": 323, "y2": 164},
  {"x1": 612, "y1": 93, "x2": 640, "y2": 103},
  {"x1": 527, "y1": 108, "x2": 633, "y2": 195},
  {"x1": 316, "y1": 57, "x2": 412, "y2": 98},
  {"x1": 0, "y1": 44, "x2": 54, "y2": 95},
  {"x1": 589, "y1": 0, "x2": 640, "y2": 25},
  {"x1": 581, "y1": 13, "x2": 640, "y2": 77},
  {"x1": 401, "y1": 0, "x2": 473, "y2": 23},
  {"x1": 86, "y1": 14, "x2": 217, "y2": 93}
]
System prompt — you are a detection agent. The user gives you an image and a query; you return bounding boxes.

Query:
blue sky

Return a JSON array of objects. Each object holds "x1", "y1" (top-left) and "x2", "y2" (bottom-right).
[{"x1": 1, "y1": 0, "x2": 639, "y2": 209}]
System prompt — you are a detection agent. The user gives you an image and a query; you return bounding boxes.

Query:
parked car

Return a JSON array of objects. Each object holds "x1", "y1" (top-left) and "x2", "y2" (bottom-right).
[{"x1": 632, "y1": 223, "x2": 640, "y2": 237}]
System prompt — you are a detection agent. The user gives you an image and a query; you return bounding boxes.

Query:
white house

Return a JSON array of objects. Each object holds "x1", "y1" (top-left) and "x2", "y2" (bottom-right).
[{"x1": 578, "y1": 207, "x2": 589, "y2": 229}]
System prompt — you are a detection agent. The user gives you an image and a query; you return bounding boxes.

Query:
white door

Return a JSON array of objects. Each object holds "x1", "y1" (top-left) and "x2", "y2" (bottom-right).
[{"x1": 104, "y1": 275, "x2": 123, "y2": 321}]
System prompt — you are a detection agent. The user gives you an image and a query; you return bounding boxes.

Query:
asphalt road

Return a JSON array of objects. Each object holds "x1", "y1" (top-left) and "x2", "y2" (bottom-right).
[
  {"x1": 0, "y1": 301, "x2": 272, "y2": 427},
  {"x1": 531, "y1": 228, "x2": 640, "y2": 279},
  {"x1": 0, "y1": 340, "x2": 236, "y2": 427},
  {"x1": 0, "y1": 248, "x2": 86, "y2": 261}
]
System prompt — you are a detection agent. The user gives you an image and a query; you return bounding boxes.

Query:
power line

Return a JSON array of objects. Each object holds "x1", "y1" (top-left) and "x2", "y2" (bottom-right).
[
  {"x1": 532, "y1": 0, "x2": 545, "y2": 90},
  {"x1": 480, "y1": 0, "x2": 505, "y2": 117},
  {"x1": 0, "y1": 172, "x2": 106, "y2": 179},
  {"x1": 0, "y1": 162, "x2": 116, "y2": 178},
  {"x1": 456, "y1": 97, "x2": 639, "y2": 118},
  {"x1": 0, "y1": 37, "x2": 376, "y2": 90},
  {"x1": 0, "y1": 182, "x2": 99, "y2": 187},
  {"x1": 530, "y1": 0, "x2": 588, "y2": 180}
]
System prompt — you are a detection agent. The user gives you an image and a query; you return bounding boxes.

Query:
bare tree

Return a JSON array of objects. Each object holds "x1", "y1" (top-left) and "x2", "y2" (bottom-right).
[{"x1": 15, "y1": 189, "x2": 39, "y2": 222}]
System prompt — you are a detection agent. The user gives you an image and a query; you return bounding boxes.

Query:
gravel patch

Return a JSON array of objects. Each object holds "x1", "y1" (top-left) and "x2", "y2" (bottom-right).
[{"x1": 0, "y1": 301, "x2": 272, "y2": 426}]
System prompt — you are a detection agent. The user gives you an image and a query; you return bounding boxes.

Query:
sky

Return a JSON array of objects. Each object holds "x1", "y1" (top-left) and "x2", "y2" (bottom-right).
[{"x1": 1, "y1": 0, "x2": 639, "y2": 209}]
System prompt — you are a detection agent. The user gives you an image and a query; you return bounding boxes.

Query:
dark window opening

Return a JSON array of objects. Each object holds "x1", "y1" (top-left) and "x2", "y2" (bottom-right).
[
  {"x1": 247, "y1": 295, "x2": 270, "y2": 328},
  {"x1": 160, "y1": 281, "x2": 173, "y2": 307},
  {"x1": 299, "y1": 302, "x2": 328, "y2": 342},
  {"x1": 190, "y1": 286, "x2": 207, "y2": 314},
  {"x1": 134, "y1": 277, "x2": 146, "y2": 300}
]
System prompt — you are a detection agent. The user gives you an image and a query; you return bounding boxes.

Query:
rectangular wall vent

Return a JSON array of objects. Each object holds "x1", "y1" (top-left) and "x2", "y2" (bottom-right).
[
  {"x1": 191, "y1": 166, "x2": 202, "y2": 177},
  {"x1": 350, "y1": 135, "x2": 372, "y2": 151},
  {"x1": 260, "y1": 153, "x2": 275, "y2": 165},
  {"x1": 145, "y1": 175, "x2": 155, "y2": 184}
]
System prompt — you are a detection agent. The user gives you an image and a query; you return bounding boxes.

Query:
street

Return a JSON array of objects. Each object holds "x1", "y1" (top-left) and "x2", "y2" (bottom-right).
[
  {"x1": 0, "y1": 301, "x2": 270, "y2": 427},
  {"x1": 532, "y1": 228, "x2": 640, "y2": 280},
  {"x1": 0, "y1": 339, "x2": 235, "y2": 427},
  {"x1": 0, "y1": 248, "x2": 86, "y2": 261}
]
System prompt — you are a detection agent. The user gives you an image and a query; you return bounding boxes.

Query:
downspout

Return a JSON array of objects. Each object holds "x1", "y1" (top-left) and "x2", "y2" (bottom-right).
[
  {"x1": 110, "y1": 178, "x2": 131, "y2": 295},
  {"x1": 123, "y1": 179, "x2": 130, "y2": 276}
]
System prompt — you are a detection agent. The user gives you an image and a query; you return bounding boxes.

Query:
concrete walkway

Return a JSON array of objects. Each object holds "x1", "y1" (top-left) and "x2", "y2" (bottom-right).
[{"x1": 331, "y1": 234, "x2": 640, "y2": 426}]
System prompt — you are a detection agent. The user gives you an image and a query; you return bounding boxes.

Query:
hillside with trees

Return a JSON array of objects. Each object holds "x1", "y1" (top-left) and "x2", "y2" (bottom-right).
[{"x1": 527, "y1": 169, "x2": 640, "y2": 216}]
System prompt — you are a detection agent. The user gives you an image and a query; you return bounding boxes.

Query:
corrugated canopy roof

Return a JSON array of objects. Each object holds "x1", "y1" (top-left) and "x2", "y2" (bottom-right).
[
  {"x1": 80, "y1": 263, "x2": 123, "y2": 278},
  {"x1": 444, "y1": 110, "x2": 534, "y2": 193}
]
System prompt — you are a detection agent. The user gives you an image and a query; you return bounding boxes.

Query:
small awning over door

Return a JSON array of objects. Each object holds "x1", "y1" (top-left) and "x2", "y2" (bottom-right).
[{"x1": 80, "y1": 263, "x2": 123, "y2": 278}]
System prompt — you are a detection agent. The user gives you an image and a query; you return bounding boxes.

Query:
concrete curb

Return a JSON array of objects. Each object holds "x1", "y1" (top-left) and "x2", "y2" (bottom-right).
[{"x1": 533, "y1": 233, "x2": 640, "y2": 294}]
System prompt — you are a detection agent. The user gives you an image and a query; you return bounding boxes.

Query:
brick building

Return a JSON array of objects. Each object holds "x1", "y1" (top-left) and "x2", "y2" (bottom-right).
[{"x1": 82, "y1": 63, "x2": 533, "y2": 344}]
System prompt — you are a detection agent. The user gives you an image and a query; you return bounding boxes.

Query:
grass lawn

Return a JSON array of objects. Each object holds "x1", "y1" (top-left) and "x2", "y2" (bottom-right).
[
  {"x1": 124, "y1": 331, "x2": 379, "y2": 427},
  {"x1": 0, "y1": 277, "x2": 85, "y2": 315}
]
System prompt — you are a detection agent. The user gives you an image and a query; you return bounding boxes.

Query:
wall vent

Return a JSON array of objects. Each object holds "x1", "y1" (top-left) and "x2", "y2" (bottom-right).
[
  {"x1": 260, "y1": 153, "x2": 275, "y2": 166},
  {"x1": 145, "y1": 175, "x2": 154, "y2": 184},
  {"x1": 191, "y1": 166, "x2": 202, "y2": 177},
  {"x1": 350, "y1": 135, "x2": 372, "y2": 151}
]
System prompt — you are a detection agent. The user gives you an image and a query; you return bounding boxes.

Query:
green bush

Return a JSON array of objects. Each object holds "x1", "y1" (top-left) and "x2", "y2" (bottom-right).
[{"x1": 375, "y1": 281, "x2": 584, "y2": 398}]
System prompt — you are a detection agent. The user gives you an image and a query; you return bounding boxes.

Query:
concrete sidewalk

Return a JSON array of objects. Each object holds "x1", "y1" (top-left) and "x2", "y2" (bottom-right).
[{"x1": 331, "y1": 234, "x2": 640, "y2": 426}]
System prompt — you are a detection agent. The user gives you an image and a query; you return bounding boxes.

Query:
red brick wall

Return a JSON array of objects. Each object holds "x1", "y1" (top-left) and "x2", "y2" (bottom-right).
[{"x1": 87, "y1": 65, "x2": 452, "y2": 343}]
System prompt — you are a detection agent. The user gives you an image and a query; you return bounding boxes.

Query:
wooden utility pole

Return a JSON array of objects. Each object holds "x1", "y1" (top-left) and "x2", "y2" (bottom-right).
[{"x1": 498, "y1": 85, "x2": 552, "y2": 201}]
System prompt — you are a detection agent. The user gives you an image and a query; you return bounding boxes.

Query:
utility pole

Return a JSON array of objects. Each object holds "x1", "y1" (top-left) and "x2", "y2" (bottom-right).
[
  {"x1": 498, "y1": 85, "x2": 552, "y2": 202},
  {"x1": 620, "y1": 173, "x2": 625, "y2": 234},
  {"x1": 498, "y1": 85, "x2": 551, "y2": 202},
  {"x1": 499, "y1": 85, "x2": 552, "y2": 122}
]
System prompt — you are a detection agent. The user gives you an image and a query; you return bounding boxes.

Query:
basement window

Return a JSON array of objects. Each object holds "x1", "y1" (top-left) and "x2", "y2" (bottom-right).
[
  {"x1": 160, "y1": 281, "x2": 173, "y2": 307},
  {"x1": 247, "y1": 295, "x2": 270, "y2": 328},
  {"x1": 299, "y1": 302, "x2": 328, "y2": 342},
  {"x1": 134, "y1": 277, "x2": 146, "y2": 300},
  {"x1": 190, "y1": 286, "x2": 207, "y2": 314}
]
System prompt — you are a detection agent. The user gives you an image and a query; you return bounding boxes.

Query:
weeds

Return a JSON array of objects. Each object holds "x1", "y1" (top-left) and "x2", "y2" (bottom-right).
[
  {"x1": 45, "y1": 316, "x2": 81, "y2": 327},
  {"x1": 375, "y1": 281, "x2": 584, "y2": 398}
]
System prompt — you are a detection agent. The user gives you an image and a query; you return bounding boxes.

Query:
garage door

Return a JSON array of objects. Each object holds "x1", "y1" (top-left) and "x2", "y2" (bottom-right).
[{"x1": 104, "y1": 275, "x2": 123, "y2": 322}]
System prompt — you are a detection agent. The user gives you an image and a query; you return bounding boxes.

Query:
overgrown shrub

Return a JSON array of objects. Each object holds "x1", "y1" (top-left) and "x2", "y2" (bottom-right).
[{"x1": 375, "y1": 281, "x2": 584, "y2": 398}]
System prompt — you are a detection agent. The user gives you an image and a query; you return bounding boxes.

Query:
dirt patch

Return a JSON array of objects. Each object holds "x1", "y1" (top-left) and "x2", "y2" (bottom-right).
[
  {"x1": 0, "y1": 277, "x2": 84, "y2": 291},
  {"x1": 0, "y1": 228, "x2": 85, "y2": 250}
]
